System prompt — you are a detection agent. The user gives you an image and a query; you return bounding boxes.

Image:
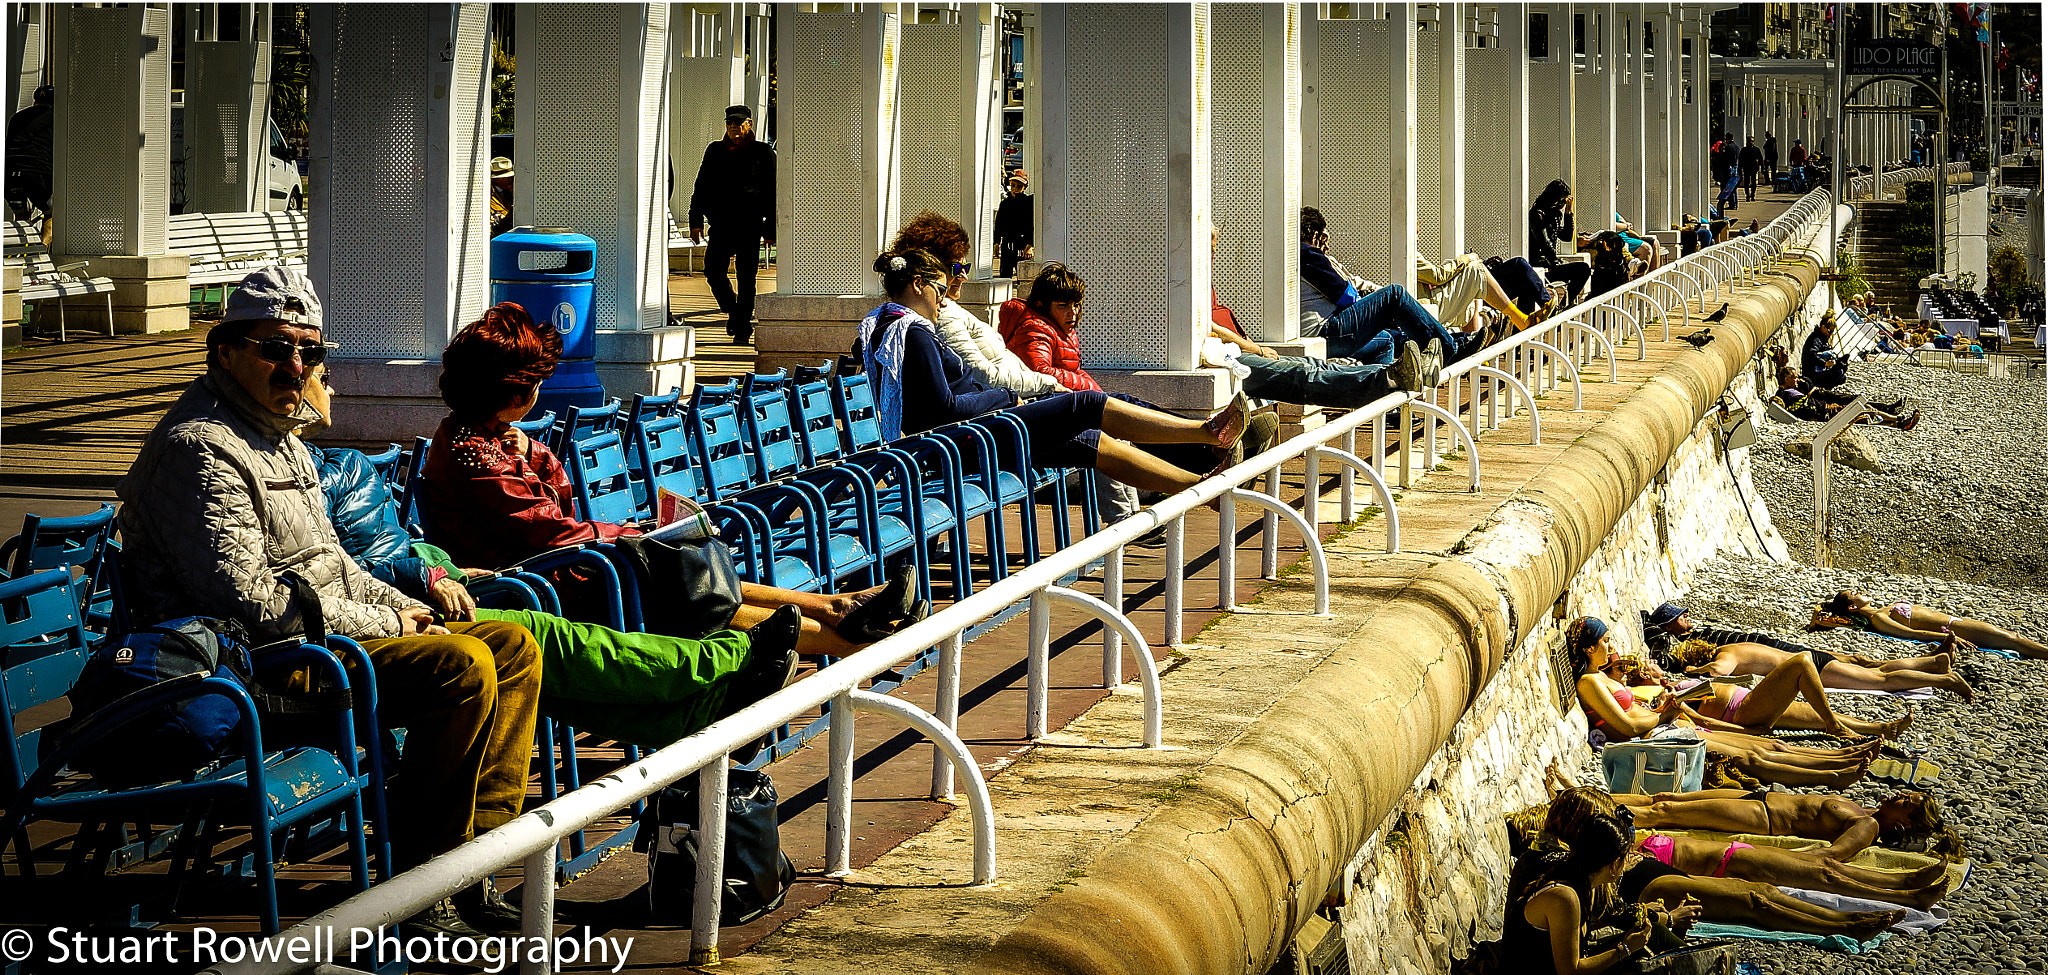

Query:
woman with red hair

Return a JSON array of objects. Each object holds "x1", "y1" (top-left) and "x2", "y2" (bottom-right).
[{"x1": 421, "y1": 303, "x2": 923, "y2": 653}]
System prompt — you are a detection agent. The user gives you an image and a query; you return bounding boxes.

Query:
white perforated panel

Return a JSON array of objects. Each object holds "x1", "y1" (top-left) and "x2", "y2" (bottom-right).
[
  {"x1": 1210, "y1": 4, "x2": 1269, "y2": 337},
  {"x1": 54, "y1": 7, "x2": 169, "y2": 257},
  {"x1": 1644, "y1": 48, "x2": 1670, "y2": 226},
  {"x1": 314, "y1": 4, "x2": 429, "y2": 356},
  {"x1": 1414, "y1": 24, "x2": 1444, "y2": 259},
  {"x1": 785, "y1": 13, "x2": 875, "y2": 295},
  {"x1": 10, "y1": 20, "x2": 42, "y2": 113},
  {"x1": 898, "y1": 23, "x2": 968, "y2": 231},
  {"x1": 1059, "y1": 5, "x2": 1172, "y2": 368},
  {"x1": 670, "y1": 51, "x2": 739, "y2": 215},
  {"x1": 1527, "y1": 18, "x2": 1568, "y2": 215},
  {"x1": 185, "y1": 41, "x2": 269, "y2": 214},
  {"x1": 449, "y1": 5, "x2": 492, "y2": 328},
  {"x1": 1308, "y1": 17, "x2": 1397, "y2": 287},
  {"x1": 529, "y1": 5, "x2": 627, "y2": 330},
  {"x1": 1462, "y1": 46, "x2": 1515, "y2": 257},
  {"x1": 1573, "y1": 17, "x2": 1610, "y2": 224}
]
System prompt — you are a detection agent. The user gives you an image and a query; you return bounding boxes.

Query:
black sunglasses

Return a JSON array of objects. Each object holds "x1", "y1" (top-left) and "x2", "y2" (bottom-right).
[
  {"x1": 240, "y1": 336, "x2": 330, "y2": 367},
  {"x1": 948, "y1": 262, "x2": 970, "y2": 277}
]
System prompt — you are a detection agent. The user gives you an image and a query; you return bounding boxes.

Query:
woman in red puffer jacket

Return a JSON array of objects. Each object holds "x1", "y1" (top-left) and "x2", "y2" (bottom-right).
[{"x1": 997, "y1": 263, "x2": 1098, "y2": 392}]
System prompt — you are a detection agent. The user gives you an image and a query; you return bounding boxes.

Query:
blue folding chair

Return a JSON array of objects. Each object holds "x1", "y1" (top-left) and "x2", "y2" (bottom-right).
[
  {"x1": 0, "y1": 570, "x2": 374, "y2": 934},
  {"x1": 739, "y1": 384, "x2": 885, "y2": 591},
  {"x1": 789, "y1": 371, "x2": 924, "y2": 590},
  {"x1": 831, "y1": 372, "x2": 987, "y2": 599},
  {"x1": 550, "y1": 398, "x2": 623, "y2": 457},
  {"x1": 630, "y1": 413, "x2": 708, "y2": 508},
  {"x1": 688, "y1": 378, "x2": 743, "y2": 411},
  {"x1": 623, "y1": 391, "x2": 684, "y2": 515},
  {"x1": 686, "y1": 403, "x2": 825, "y2": 593},
  {"x1": 1, "y1": 503, "x2": 120, "y2": 630},
  {"x1": 510, "y1": 409, "x2": 559, "y2": 444}
]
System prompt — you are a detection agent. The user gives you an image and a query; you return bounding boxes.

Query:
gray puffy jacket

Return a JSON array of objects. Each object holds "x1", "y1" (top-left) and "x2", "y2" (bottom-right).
[{"x1": 117, "y1": 370, "x2": 423, "y2": 642}]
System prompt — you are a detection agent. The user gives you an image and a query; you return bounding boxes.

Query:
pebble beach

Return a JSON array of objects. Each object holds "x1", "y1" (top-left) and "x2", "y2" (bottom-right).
[{"x1": 1583, "y1": 359, "x2": 2047, "y2": 974}]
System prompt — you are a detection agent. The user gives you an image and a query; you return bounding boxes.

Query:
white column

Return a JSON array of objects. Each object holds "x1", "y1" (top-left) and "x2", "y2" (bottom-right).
[
  {"x1": 1684, "y1": 7, "x2": 1708, "y2": 218},
  {"x1": 183, "y1": 29, "x2": 271, "y2": 214},
  {"x1": 774, "y1": 7, "x2": 901, "y2": 297},
  {"x1": 310, "y1": 4, "x2": 492, "y2": 436},
  {"x1": 1614, "y1": 3, "x2": 1645, "y2": 226},
  {"x1": 517, "y1": 3, "x2": 671, "y2": 334},
  {"x1": 669, "y1": 5, "x2": 746, "y2": 220},
  {"x1": 7, "y1": 3, "x2": 45, "y2": 113},
  {"x1": 1305, "y1": 6, "x2": 1412, "y2": 299},
  {"x1": 1575, "y1": 3, "x2": 1616, "y2": 227},
  {"x1": 1210, "y1": 2, "x2": 1301, "y2": 344},
  {"x1": 1416, "y1": 1, "x2": 1464, "y2": 259},
  {"x1": 743, "y1": 4, "x2": 772, "y2": 138},
  {"x1": 1464, "y1": 3, "x2": 1528, "y2": 259},
  {"x1": 50, "y1": 4, "x2": 170, "y2": 259},
  {"x1": 897, "y1": 4, "x2": 1001, "y2": 282},
  {"x1": 1039, "y1": 3, "x2": 1212, "y2": 384},
  {"x1": 1526, "y1": 4, "x2": 1574, "y2": 217}
]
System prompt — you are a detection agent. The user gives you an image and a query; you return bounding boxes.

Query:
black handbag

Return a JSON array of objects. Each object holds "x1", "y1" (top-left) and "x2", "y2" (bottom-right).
[
  {"x1": 636, "y1": 767, "x2": 795, "y2": 926},
  {"x1": 614, "y1": 534, "x2": 745, "y2": 639}
]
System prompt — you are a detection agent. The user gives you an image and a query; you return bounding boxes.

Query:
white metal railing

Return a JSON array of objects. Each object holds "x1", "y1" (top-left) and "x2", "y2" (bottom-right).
[{"x1": 205, "y1": 185, "x2": 1842, "y2": 975}]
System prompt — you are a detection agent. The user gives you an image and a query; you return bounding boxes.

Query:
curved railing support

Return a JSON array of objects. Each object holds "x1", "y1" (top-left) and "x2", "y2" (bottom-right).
[
  {"x1": 1403, "y1": 400, "x2": 1482, "y2": 492},
  {"x1": 1473, "y1": 366, "x2": 1542, "y2": 444},
  {"x1": 1527, "y1": 340, "x2": 1584, "y2": 410},
  {"x1": 1042, "y1": 585, "x2": 1162, "y2": 748},
  {"x1": 1563, "y1": 322, "x2": 1619, "y2": 381},
  {"x1": 1226, "y1": 487, "x2": 1330, "y2": 615},
  {"x1": 1310, "y1": 446, "x2": 1400, "y2": 553},
  {"x1": 841, "y1": 689, "x2": 997, "y2": 883}
]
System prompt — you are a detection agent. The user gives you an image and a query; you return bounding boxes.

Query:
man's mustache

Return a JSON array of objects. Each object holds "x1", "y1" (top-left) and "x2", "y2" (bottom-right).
[{"x1": 272, "y1": 375, "x2": 307, "y2": 391}]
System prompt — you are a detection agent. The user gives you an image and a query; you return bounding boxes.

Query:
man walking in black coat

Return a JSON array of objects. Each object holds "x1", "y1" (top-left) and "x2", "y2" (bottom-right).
[
  {"x1": 689, "y1": 104, "x2": 776, "y2": 344},
  {"x1": 1739, "y1": 136, "x2": 1763, "y2": 202},
  {"x1": 1762, "y1": 133, "x2": 1779, "y2": 185}
]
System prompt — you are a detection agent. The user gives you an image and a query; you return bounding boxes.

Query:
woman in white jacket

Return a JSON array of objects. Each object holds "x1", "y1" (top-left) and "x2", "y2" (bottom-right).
[{"x1": 895, "y1": 210, "x2": 1068, "y2": 397}]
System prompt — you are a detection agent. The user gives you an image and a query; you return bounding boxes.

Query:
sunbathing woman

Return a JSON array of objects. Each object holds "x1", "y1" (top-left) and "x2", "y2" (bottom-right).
[
  {"x1": 1636, "y1": 830, "x2": 1951, "y2": 910},
  {"x1": 1576, "y1": 616, "x2": 1907, "y2": 743},
  {"x1": 420, "y1": 303, "x2": 926, "y2": 655},
  {"x1": 857, "y1": 247, "x2": 1245, "y2": 497},
  {"x1": 1665, "y1": 637, "x2": 1972, "y2": 702},
  {"x1": 1532, "y1": 787, "x2": 1902, "y2": 940},
  {"x1": 1611, "y1": 789, "x2": 1956, "y2": 862},
  {"x1": 1811, "y1": 590, "x2": 2048, "y2": 660}
]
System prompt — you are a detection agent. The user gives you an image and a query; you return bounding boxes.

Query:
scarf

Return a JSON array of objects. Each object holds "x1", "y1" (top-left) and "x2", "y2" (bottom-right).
[{"x1": 857, "y1": 301, "x2": 928, "y2": 443}]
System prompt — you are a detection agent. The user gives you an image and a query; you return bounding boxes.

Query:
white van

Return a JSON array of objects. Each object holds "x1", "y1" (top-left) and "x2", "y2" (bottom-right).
[{"x1": 170, "y1": 108, "x2": 303, "y2": 213}]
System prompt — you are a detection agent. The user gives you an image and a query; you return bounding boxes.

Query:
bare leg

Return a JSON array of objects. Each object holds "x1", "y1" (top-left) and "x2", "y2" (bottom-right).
[
  {"x1": 1098, "y1": 397, "x2": 1226, "y2": 446},
  {"x1": 1639, "y1": 877, "x2": 1900, "y2": 938},
  {"x1": 1873, "y1": 652, "x2": 1950, "y2": 673},
  {"x1": 1730, "y1": 654, "x2": 1908, "y2": 738},
  {"x1": 1094, "y1": 437, "x2": 1205, "y2": 495},
  {"x1": 739, "y1": 581, "x2": 889, "y2": 628},
  {"x1": 1822, "y1": 660, "x2": 1970, "y2": 699},
  {"x1": 1947, "y1": 616, "x2": 2048, "y2": 659},
  {"x1": 730, "y1": 602, "x2": 861, "y2": 656},
  {"x1": 1728, "y1": 847, "x2": 1949, "y2": 909}
]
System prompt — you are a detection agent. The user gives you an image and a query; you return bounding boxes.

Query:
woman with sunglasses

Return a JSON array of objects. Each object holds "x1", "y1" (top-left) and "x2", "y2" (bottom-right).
[
  {"x1": 893, "y1": 210, "x2": 1070, "y2": 400},
  {"x1": 857, "y1": 248, "x2": 1247, "y2": 497}
]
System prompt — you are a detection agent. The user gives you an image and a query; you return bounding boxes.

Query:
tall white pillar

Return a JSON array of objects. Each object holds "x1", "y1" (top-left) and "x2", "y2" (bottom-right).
[
  {"x1": 517, "y1": 3, "x2": 672, "y2": 337},
  {"x1": 1614, "y1": 4, "x2": 1646, "y2": 225},
  {"x1": 1575, "y1": 3, "x2": 1617, "y2": 229},
  {"x1": 1416, "y1": 2, "x2": 1464, "y2": 259},
  {"x1": 1643, "y1": 5, "x2": 1673, "y2": 229},
  {"x1": 49, "y1": 3, "x2": 186, "y2": 334},
  {"x1": 897, "y1": 4, "x2": 1001, "y2": 283},
  {"x1": 1210, "y1": 2, "x2": 1301, "y2": 344},
  {"x1": 750, "y1": 7, "x2": 900, "y2": 373},
  {"x1": 669, "y1": 5, "x2": 746, "y2": 220},
  {"x1": 1306, "y1": 6, "x2": 1415, "y2": 306},
  {"x1": 1039, "y1": 3, "x2": 1215, "y2": 399},
  {"x1": 1683, "y1": 8, "x2": 1708, "y2": 218},
  {"x1": 311, "y1": 3, "x2": 492, "y2": 438},
  {"x1": 7, "y1": 3, "x2": 45, "y2": 113},
  {"x1": 183, "y1": 28, "x2": 272, "y2": 214},
  {"x1": 1527, "y1": 4, "x2": 1575, "y2": 218},
  {"x1": 1465, "y1": 3, "x2": 1528, "y2": 259}
]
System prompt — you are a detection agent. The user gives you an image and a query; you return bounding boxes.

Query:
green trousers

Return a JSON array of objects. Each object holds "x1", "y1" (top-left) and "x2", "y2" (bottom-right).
[{"x1": 474, "y1": 609, "x2": 753, "y2": 749}]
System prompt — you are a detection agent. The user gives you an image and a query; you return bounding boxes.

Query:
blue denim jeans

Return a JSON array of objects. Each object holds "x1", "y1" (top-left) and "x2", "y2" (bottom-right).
[
  {"x1": 1239, "y1": 354, "x2": 1396, "y2": 409},
  {"x1": 1309, "y1": 284, "x2": 1457, "y2": 362}
]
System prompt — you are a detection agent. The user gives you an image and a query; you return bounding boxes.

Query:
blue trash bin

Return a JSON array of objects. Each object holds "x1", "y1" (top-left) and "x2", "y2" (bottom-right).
[{"x1": 491, "y1": 227, "x2": 604, "y2": 419}]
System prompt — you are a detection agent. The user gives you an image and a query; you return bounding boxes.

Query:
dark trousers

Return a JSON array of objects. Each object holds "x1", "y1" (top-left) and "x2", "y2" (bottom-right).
[
  {"x1": 1542, "y1": 261, "x2": 1593, "y2": 304},
  {"x1": 1007, "y1": 389, "x2": 1110, "y2": 469},
  {"x1": 1239, "y1": 353, "x2": 1395, "y2": 408},
  {"x1": 1741, "y1": 166, "x2": 1759, "y2": 200},
  {"x1": 1490, "y1": 257, "x2": 1550, "y2": 313},
  {"x1": 1314, "y1": 284, "x2": 1457, "y2": 362},
  {"x1": 706, "y1": 223, "x2": 765, "y2": 335}
]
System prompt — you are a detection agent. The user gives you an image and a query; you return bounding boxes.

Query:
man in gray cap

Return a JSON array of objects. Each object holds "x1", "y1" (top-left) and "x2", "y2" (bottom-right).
[
  {"x1": 117, "y1": 265, "x2": 544, "y2": 939},
  {"x1": 688, "y1": 103, "x2": 776, "y2": 344}
]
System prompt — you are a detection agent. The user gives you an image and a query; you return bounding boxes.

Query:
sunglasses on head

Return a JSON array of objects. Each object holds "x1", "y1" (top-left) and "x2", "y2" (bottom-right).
[
  {"x1": 948, "y1": 262, "x2": 970, "y2": 277},
  {"x1": 240, "y1": 336, "x2": 331, "y2": 367}
]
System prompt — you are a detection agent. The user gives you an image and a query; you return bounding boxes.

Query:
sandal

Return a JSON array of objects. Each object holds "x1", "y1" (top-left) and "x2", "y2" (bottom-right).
[{"x1": 1205, "y1": 391, "x2": 1250, "y2": 447}]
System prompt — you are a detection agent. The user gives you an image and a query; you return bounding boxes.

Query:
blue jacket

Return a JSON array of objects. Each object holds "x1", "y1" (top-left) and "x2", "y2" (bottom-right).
[
  {"x1": 308, "y1": 444, "x2": 440, "y2": 603},
  {"x1": 1301, "y1": 244, "x2": 1361, "y2": 314}
]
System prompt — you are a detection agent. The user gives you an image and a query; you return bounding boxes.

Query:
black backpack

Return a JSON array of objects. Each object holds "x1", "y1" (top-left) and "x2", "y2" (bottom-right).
[{"x1": 636, "y1": 767, "x2": 795, "y2": 926}]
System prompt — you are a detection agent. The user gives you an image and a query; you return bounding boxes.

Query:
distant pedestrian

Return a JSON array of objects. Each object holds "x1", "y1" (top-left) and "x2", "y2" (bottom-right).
[
  {"x1": 1713, "y1": 133, "x2": 1740, "y2": 211},
  {"x1": 489, "y1": 157, "x2": 515, "y2": 237},
  {"x1": 5, "y1": 84, "x2": 54, "y2": 246},
  {"x1": 1788, "y1": 139, "x2": 1810, "y2": 191},
  {"x1": 992, "y1": 172, "x2": 1033, "y2": 278},
  {"x1": 1740, "y1": 137, "x2": 1763, "y2": 201},
  {"x1": 688, "y1": 104, "x2": 776, "y2": 345},
  {"x1": 1763, "y1": 133, "x2": 1779, "y2": 183}
]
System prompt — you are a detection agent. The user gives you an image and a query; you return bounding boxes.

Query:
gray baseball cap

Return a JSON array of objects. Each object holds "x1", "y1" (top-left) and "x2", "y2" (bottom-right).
[{"x1": 224, "y1": 264, "x2": 323, "y2": 328}]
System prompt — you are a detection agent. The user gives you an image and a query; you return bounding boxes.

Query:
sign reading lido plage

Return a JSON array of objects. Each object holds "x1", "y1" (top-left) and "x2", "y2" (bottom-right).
[{"x1": 1847, "y1": 38, "x2": 1941, "y2": 78}]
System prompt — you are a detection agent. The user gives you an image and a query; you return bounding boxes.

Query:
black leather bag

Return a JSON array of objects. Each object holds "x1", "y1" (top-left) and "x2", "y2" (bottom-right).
[
  {"x1": 636, "y1": 767, "x2": 795, "y2": 926},
  {"x1": 614, "y1": 535, "x2": 744, "y2": 639}
]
